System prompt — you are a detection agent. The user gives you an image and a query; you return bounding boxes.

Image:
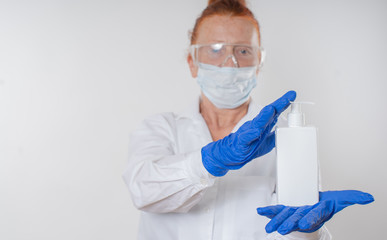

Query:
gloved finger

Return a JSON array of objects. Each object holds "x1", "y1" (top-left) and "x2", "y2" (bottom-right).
[
  {"x1": 277, "y1": 206, "x2": 313, "y2": 235},
  {"x1": 265, "y1": 207, "x2": 297, "y2": 233},
  {"x1": 250, "y1": 91, "x2": 295, "y2": 139},
  {"x1": 320, "y1": 190, "x2": 375, "y2": 206},
  {"x1": 341, "y1": 191, "x2": 375, "y2": 205},
  {"x1": 251, "y1": 105, "x2": 276, "y2": 129},
  {"x1": 238, "y1": 106, "x2": 275, "y2": 144},
  {"x1": 237, "y1": 91, "x2": 295, "y2": 136},
  {"x1": 250, "y1": 131, "x2": 275, "y2": 159},
  {"x1": 235, "y1": 119, "x2": 252, "y2": 133},
  {"x1": 234, "y1": 105, "x2": 274, "y2": 138},
  {"x1": 298, "y1": 201, "x2": 333, "y2": 231},
  {"x1": 236, "y1": 127, "x2": 264, "y2": 146},
  {"x1": 257, "y1": 205, "x2": 286, "y2": 219},
  {"x1": 268, "y1": 90, "x2": 297, "y2": 115}
]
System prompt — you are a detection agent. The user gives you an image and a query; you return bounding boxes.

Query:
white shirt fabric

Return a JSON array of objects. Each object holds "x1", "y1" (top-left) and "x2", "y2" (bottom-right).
[{"x1": 123, "y1": 97, "x2": 331, "y2": 240}]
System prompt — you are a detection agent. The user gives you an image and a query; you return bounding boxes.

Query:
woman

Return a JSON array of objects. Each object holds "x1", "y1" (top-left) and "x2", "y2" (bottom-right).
[{"x1": 123, "y1": 0, "x2": 373, "y2": 239}]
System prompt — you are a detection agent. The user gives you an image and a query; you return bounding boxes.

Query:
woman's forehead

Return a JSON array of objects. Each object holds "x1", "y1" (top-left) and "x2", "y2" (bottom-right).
[{"x1": 195, "y1": 15, "x2": 259, "y2": 46}]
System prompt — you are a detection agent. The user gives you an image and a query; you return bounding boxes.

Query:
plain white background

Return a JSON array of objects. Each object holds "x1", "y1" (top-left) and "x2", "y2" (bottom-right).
[{"x1": 1, "y1": 0, "x2": 386, "y2": 239}]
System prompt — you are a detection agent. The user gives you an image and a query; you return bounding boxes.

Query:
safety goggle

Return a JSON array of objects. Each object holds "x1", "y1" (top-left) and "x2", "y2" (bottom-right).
[{"x1": 190, "y1": 43, "x2": 265, "y2": 68}]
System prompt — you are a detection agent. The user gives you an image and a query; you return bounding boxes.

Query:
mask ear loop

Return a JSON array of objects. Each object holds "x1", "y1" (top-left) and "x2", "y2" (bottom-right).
[
  {"x1": 190, "y1": 45, "x2": 199, "y2": 67},
  {"x1": 220, "y1": 54, "x2": 239, "y2": 67},
  {"x1": 258, "y1": 48, "x2": 266, "y2": 69}
]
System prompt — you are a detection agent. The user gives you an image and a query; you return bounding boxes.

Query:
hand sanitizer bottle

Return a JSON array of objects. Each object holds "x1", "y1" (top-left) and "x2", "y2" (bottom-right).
[{"x1": 275, "y1": 102, "x2": 319, "y2": 206}]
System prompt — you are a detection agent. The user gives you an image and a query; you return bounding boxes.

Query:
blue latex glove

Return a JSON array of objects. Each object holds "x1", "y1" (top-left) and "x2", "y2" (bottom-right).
[
  {"x1": 201, "y1": 90, "x2": 297, "y2": 177},
  {"x1": 257, "y1": 190, "x2": 374, "y2": 235}
]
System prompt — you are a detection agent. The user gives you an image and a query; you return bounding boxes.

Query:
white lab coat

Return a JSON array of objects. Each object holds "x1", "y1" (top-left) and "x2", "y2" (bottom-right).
[{"x1": 123, "y1": 97, "x2": 331, "y2": 240}]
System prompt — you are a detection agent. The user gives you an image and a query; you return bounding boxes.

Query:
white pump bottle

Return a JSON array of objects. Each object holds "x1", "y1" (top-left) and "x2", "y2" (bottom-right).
[{"x1": 275, "y1": 102, "x2": 319, "y2": 206}]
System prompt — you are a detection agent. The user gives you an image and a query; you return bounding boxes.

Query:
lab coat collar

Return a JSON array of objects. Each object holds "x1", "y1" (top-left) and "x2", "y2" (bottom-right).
[{"x1": 177, "y1": 96, "x2": 263, "y2": 133}]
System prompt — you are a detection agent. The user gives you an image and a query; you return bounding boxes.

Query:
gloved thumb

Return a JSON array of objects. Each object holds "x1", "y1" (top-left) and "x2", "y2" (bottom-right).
[
  {"x1": 320, "y1": 190, "x2": 374, "y2": 205},
  {"x1": 339, "y1": 190, "x2": 374, "y2": 205}
]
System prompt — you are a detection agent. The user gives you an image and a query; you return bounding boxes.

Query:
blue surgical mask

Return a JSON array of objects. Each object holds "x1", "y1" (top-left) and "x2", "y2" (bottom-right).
[{"x1": 196, "y1": 63, "x2": 257, "y2": 109}]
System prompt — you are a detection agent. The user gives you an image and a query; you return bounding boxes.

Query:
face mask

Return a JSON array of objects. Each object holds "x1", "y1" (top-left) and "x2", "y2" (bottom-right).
[{"x1": 196, "y1": 63, "x2": 257, "y2": 109}]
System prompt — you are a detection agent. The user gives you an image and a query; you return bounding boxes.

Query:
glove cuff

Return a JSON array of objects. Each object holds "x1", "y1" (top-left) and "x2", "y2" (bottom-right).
[{"x1": 201, "y1": 144, "x2": 228, "y2": 177}]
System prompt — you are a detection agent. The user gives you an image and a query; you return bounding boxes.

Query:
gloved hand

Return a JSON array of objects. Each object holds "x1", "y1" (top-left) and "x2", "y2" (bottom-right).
[
  {"x1": 257, "y1": 190, "x2": 374, "y2": 235},
  {"x1": 201, "y1": 90, "x2": 297, "y2": 177}
]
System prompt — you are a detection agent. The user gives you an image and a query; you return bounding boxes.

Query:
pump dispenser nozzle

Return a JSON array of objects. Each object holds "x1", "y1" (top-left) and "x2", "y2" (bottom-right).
[{"x1": 287, "y1": 102, "x2": 314, "y2": 127}]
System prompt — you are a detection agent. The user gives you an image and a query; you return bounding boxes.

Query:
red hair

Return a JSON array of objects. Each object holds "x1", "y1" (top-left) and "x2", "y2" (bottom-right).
[{"x1": 190, "y1": 0, "x2": 261, "y2": 44}]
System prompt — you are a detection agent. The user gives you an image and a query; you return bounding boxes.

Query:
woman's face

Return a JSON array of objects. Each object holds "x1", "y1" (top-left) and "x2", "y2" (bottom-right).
[{"x1": 188, "y1": 15, "x2": 260, "y2": 77}]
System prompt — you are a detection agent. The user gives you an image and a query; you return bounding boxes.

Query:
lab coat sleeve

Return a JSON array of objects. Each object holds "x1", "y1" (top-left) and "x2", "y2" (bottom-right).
[{"x1": 122, "y1": 113, "x2": 215, "y2": 213}]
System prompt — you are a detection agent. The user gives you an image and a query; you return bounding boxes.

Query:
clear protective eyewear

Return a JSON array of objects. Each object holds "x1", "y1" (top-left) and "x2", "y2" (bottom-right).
[{"x1": 190, "y1": 43, "x2": 265, "y2": 68}]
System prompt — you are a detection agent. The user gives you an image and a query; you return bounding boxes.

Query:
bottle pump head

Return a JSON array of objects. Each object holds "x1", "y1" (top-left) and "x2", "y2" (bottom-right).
[{"x1": 287, "y1": 102, "x2": 314, "y2": 127}]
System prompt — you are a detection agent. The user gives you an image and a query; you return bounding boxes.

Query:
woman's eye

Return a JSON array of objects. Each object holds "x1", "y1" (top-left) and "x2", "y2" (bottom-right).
[
  {"x1": 237, "y1": 47, "x2": 251, "y2": 55},
  {"x1": 210, "y1": 46, "x2": 224, "y2": 55}
]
